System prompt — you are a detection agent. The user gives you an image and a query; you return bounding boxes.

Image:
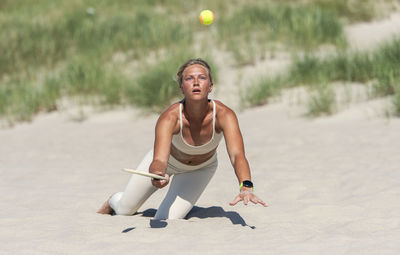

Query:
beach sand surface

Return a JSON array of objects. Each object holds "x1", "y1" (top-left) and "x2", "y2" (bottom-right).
[{"x1": 1, "y1": 97, "x2": 400, "y2": 254}]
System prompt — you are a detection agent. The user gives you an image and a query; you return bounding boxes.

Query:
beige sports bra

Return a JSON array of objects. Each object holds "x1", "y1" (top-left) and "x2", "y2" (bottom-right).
[{"x1": 171, "y1": 100, "x2": 223, "y2": 155}]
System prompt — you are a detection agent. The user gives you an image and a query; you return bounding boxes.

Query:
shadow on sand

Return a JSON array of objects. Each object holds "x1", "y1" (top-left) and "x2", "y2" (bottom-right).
[
  {"x1": 185, "y1": 206, "x2": 255, "y2": 229},
  {"x1": 122, "y1": 206, "x2": 255, "y2": 231}
]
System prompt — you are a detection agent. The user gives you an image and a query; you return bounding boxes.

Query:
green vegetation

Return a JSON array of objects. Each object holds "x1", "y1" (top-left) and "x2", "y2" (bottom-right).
[
  {"x1": 293, "y1": 38, "x2": 400, "y2": 101},
  {"x1": 0, "y1": 0, "x2": 196, "y2": 124},
  {"x1": 244, "y1": 37, "x2": 400, "y2": 116},
  {"x1": 1, "y1": 4, "x2": 193, "y2": 76},
  {"x1": 306, "y1": 0, "x2": 377, "y2": 22},
  {"x1": 217, "y1": 3, "x2": 346, "y2": 64},
  {"x1": 1, "y1": 0, "x2": 398, "y2": 124},
  {"x1": 393, "y1": 84, "x2": 400, "y2": 116},
  {"x1": 307, "y1": 83, "x2": 337, "y2": 116},
  {"x1": 240, "y1": 77, "x2": 283, "y2": 107}
]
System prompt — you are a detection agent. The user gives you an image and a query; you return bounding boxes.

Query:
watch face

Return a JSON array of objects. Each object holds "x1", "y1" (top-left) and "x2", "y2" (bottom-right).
[{"x1": 242, "y1": 180, "x2": 253, "y2": 188}]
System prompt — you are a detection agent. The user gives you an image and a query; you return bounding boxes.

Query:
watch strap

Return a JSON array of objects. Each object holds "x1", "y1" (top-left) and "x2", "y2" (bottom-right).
[{"x1": 240, "y1": 180, "x2": 254, "y2": 191}]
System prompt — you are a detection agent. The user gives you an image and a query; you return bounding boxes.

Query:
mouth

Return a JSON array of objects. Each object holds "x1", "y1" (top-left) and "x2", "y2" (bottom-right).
[{"x1": 192, "y1": 89, "x2": 201, "y2": 93}]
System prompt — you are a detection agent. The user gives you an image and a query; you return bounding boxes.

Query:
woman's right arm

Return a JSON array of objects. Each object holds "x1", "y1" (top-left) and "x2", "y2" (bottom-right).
[{"x1": 149, "y1": 106, "x2": 179, "y2": 188}]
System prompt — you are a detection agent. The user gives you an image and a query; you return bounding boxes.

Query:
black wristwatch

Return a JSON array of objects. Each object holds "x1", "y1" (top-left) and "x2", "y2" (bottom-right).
[{"x1": 240, "y1": 180, "x2": 254, "y2": 191}]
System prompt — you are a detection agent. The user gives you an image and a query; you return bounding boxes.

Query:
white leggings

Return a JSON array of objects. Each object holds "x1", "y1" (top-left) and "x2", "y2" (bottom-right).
[{"x1": 109, "y1": 149, "x2": 218, "y2": 220}]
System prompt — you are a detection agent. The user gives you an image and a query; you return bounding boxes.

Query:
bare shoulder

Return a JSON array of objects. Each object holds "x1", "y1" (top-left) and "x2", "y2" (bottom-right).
[
  {"x1": 156, "y1": 102, "x2": 181, "y2": 134},
  {"x1": 159, "y1": 102, "x2": 180, "y2": 119},
  {"x1": 214, "y1": 100, "x2": 236, "y2": 118},
  {"x1": 213, "y1": 100, "x2": 238, "y2": 132}
]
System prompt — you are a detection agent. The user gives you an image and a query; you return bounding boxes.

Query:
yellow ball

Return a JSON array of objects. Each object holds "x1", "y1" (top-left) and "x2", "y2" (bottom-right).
[{"x1": 199, "y1": 10, "x2": 214, "y2": 25}]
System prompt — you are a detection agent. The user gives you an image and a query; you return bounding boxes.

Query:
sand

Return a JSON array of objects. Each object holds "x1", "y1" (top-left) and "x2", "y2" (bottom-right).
[{"x1": 1, "y1": 11, "x2": 400, "y2": 255}]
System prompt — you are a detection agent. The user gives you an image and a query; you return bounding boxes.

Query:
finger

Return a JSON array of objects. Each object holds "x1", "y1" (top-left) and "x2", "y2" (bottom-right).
[
  {"x1": 254, "y1": 198, "x2": 267, "y2": 207},
  {"x1": 152, "y1": 173, "x2": 169, "y2": 186},
  {"x1": 159, "y1": 180, "x2": 168, "y2": 188},
  {"x1": 151, "y1": 178, "x2": 161, "y2": 183},
  {"x1": 161, "y1": 174, "x2": 170, "y2": 186},
  {"x1": 250, "y1": 195, "x2": 261, "y2": 204},
  {"x1": 163, "y1": 173, "x2": 170, "y2": 181},
  {"x1": 229, "y1": 196, "x2": 242, "y2": 206},
  {"x1": 250, "y1": 197, "x2": 267, "y2": 206},
  {"x1": 243, "y1": 196, "x2": 249, "y2": 205},
  {"x1": 151, "y1": 179, "x2": 162, "y2": 188}
]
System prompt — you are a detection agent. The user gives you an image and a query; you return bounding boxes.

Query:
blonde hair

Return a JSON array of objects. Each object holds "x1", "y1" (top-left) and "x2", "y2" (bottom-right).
[{"x1": 176, "y1": 58, "x2": 213, "y2": 86}]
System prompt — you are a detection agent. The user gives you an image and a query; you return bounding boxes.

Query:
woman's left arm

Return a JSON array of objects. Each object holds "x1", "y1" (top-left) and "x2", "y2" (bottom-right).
[{"x1": 218, "y1": 105, "x2": 267, "y2": 207}]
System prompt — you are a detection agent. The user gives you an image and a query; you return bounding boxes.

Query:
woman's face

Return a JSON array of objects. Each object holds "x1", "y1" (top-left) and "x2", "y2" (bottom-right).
[{"x1": 180, "y1": 64, "x2": 213, "y2": 100}]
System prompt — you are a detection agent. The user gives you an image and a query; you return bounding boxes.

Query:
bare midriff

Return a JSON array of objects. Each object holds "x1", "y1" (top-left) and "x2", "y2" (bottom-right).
[{"x1": 170, "y1": 143, "x2": 216, "y2": 166}]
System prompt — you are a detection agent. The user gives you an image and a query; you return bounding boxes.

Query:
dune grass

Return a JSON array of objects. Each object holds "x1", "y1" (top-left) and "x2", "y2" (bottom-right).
[
  {"x1": 240, "y1": 77, "x2": 283, "y2": 107},
  {"x1": 217, "y1": 0, "x2": 395, "y2": 65},
  {"x1": 0, "y1": 58, "x2": 126, "y2": 123},
  {"x1": 307, "y1": 82, "x2": 337, "y2": 116},
  {"x1": 0, "y1": 1, "x2": 193, "y2": 77},
  {"x1": 288, "y1": 37, "x2": 400, "y2": 97},
  {"x1": 393, "y1": 84, "x2": 400, "y2": 116},
  {"x1": 217, "y1": 3, "x2": 346, "y2": 65},
  {"x1": 1, "y1": 0, "x2": 398, "y2": 124},
  {"x1": 243, "y1": 37, "x2": 400, "y2": 116},
  {"x1": 0, "y1": 47, "x2": 217, "y2": 123},
  {"x1": 306, "y1": 0, "x2": 377, "y2": 22},
  {"x1": 0, "y1": 0, "x2": 195, "y2": 124}
]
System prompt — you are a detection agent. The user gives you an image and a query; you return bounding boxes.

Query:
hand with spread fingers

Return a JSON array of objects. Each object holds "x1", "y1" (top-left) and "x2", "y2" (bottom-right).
[{"x1": 229, "y1": 188, "x2": 267, "y2": 207}]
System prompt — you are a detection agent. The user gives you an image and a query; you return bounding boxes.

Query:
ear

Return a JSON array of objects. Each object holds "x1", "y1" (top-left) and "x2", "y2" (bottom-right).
[
  {"x1": 179, "y1": 84, "x2": 185, "y2": 94},
  {"x1": 208, "y1": 82, "x2": 213, "y2": 93}
]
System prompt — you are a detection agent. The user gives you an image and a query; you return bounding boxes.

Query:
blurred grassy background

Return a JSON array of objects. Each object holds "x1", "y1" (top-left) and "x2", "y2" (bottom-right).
[{"x1": 1, "y1": 0, "x2": 400, "y2": 124}]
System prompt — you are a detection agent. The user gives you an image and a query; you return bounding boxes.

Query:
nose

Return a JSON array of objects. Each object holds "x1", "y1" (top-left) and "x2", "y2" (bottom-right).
[{"x1": 193, "y1": 77, "x2": 200, "y2": 86}]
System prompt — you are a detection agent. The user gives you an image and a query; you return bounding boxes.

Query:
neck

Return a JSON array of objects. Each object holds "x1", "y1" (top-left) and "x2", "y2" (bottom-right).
[{"x1": 183, "y1": 98, "x2": 210, "y2": 123}]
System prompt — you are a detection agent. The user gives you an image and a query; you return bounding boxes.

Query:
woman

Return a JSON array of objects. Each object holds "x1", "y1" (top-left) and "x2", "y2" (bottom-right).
[{"x1": 97, "y1": 58, "x2": 266, "y2": 219}]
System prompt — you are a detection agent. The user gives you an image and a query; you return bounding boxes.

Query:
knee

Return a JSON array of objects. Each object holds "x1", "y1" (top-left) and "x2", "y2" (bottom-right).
[
  {"x1": 155, "y1": 196, "x2": 193, "y2": 220},
  {"x1": 109, "y1": 192, "x2": 136, "y2": 215}
]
